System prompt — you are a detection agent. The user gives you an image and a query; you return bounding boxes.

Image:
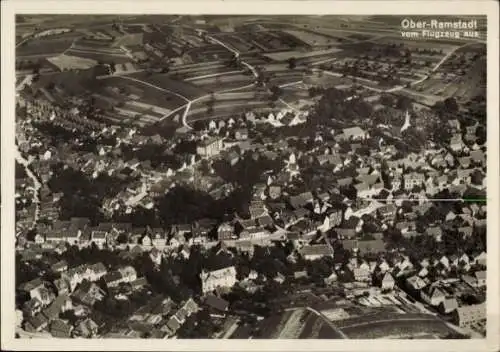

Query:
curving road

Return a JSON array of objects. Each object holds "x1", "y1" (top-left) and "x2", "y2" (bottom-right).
[
  {"x1": 15, "y1": 147, "x2": 41, "y2": 227},
  {"x1": 305, "y1": 307, "x2": 349, "y2": 339},
  {"x1": 205, "y1": 33, "x2": 300, "y2": 114}
]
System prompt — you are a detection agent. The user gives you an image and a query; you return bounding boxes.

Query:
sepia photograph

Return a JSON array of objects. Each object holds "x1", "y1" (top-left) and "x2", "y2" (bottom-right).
[{"x1": 1, "y1": 1, "x2": 499, "y2": 351}]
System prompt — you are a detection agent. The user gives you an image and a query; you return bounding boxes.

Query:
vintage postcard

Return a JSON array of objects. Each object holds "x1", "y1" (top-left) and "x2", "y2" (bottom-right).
[{"x1": 1, "y1": 1, "x2": 499, "y2": 351}]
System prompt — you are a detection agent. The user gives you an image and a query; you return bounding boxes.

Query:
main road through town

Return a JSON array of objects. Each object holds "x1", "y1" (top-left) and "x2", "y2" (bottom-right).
[{"x1": 15, "y1": 147, "x2": 42, "y2": 228}]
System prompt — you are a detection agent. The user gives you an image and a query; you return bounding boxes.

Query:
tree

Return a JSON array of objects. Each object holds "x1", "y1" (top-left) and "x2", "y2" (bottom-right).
[
  {"x1": 269, "y1": 85, "x2": 283, "y2": 101},
  {"x1": 443, "y1": 97, "x2": 459, "y2": 114},
  {"x1": 395, "y1": 95, "x2": 413, "y2": 111},
  {"x1": 192, "y1": 120, "x2": 206, "y2": 131},
  {"x1": 380, "y1": 94, "x2": 394, "y2": 107}
]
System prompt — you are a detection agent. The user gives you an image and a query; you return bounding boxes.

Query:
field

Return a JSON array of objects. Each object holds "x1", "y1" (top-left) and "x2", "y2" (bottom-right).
[
  {"x1": 126, "y1": 72, "x2": 206, "y2": 99},
  {"x1": 189, "y1": 73, "x2": 254, "y2": 87},
  {"x1": 17, "y1": 37, "x2": 75, "y2": 58},
  {"x1": 263, "y1": 48, "x2": 343, "y2": 61},
  {"x1": 96, "y1": 76, "x2": 188, "y2": 111},
  {"x1": 64, "y1": 48, "x2": 131, "y2": 64},
  {"x1": 284, "y1": 29, "x2": 341, "y2": 46},
  {"x1": 16, "y1": 15, "x2": 485, "y2": 130},
  {"x1": 47, "y1": 54, "x2": 98, "y2": 71},
  {"x1": 336, "y1": 311, "x2": 456, "y2": 339}
]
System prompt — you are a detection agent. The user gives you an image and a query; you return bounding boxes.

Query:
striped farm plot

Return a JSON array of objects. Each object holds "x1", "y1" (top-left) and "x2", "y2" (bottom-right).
[
  {"x1": 187, "y1": 100, "x2": 272, "y2": 120},
  {"x1": 169, "y1": 60, "x2": 226, "y2": 72},
  {"x1": 91, "y1": 93, "x2": 121, "y2": 109},
  {"x1": 71, "y1": 43, "x2": 126, "y2": 55},
  {"x1": 124, "y1": 73, "x2": 205, "y2": 100},
  {"x1": 126, "y1": 100, "x2": 172, "y2": 116},
  {"x1": 213, "y1": 90, "x2": 257, "y2": 100},
  {"x1": 211, "y1": 34, "x2": 255, "y2": 52},
  {"x1": 184, "y1": 70, "x2": 244, "y2": 83},
  {"x1": 261, "y1": 63, "x2": 292, "y2": 73},
  {"x1": 47, "y1": 54, "x2": 98, "y2": 71},
  {"x1": 262, "y1": 47, "x2": 344, "y2": 62},
  {"x1": 64, "y1": 49, "x2": 131, "y2": 64},
  {"x1": 175, "y1": 67, "x2": 244, "y2": 81},
  {"x1": 189, "y1": 73, "x2": 254, "y2": 87},
  {"x1": 269, "y1": 73, "x2": 306, "y2": 87},
  {"x1": 113, "y1": 103, "x2": 167, "y2": 125},
  {"x1": 284, "y1": 29, "x2": 341, "y2": 46}
]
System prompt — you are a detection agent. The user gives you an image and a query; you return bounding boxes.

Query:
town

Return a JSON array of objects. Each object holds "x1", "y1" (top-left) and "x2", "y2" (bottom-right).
[{"x1": 14, "y1": 14, "x2": 487, "y2": 340}]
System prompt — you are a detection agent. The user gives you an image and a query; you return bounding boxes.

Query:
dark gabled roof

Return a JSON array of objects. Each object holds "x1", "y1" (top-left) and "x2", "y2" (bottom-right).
[
  {"x1": 50, "y1": 319, "x2": 72, "y2": 337},
  {"x1": 299, "y1": 244, "x2": 333, "y2": 257},
  {"x1": 257, "y1": 215, "x2": 274, "y2": 227},
  {"x1": 42, "y1": 295, "x2": 69, "y2": 321},
  {"x1": 27, "y1": 313, "x2": 48, "y2": 330},
  {"x1": 104, "y1": 271, "x2": 123, "y2": 284},
  {"x1": 204, "y1": 294, "x2": 229, "y2": 312},
  {"x1": 357, "y1": 239, "x2": 386, "y2": 254},
  {"x1": 20, "y1": 278, "x2": 44, "y2": 292}
]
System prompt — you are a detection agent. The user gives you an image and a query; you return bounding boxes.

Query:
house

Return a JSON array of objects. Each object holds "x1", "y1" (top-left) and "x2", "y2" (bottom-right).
[
  {"x1": 196, "y1": 137, "x2": 224, "y2": 157},
  {"x1": 421, "y1": 286, "x2": 446, "y2": 306},
  {"x1": 225, "y1": 150, "x2": 240, "y2": 166},
  {"x1": 406, "y1": 275, "x2": 428, "y2": 291},
  {"x1": 418, "y1": 267, "x2": 429, "y2": 278},
  {"x1": 91, "y1": 230, "x2": 108, "y2": 247},
  {"x1": 25, "y1": 314, "x2": 49, "y2": 333},
  {"x1": 240, "y1": 227, "x2": 269, "y2": 240},
  {"x1": 34, "y1": 234, "x2": 45, "y2": 244},
  {"x1": 41, "y1": 294, "x2": 72, "y2": 322},
  {"x1": 289, "y1": 192, "x2": 314, "y2": 210},
  {"x1": 257, "y1": 215, "x2": 274, "y2": 229},
  {"x1": 200, "y1": 266, "x2": 237, "y2": 294},
  {"x1": 51, "y1": 260, "x2": 68, "y2": 273},
  {"x1": 381, "y1": 272, "x2": 395, "y2": 291},
  {"x1": 73, "y1": 318, "x2": 99, "y2": 338},
  {"x1": 118, "y1": 266, "x2": 137, "y2": 283},
  {"x1": 268, "y1": 185, "x2": 282, "y2": 200},
  {"x1": 149, "y1": 248, "x2": 163, "y2": 266},
  {"x1": 458, "y1": 226, "x2": 473, "y2": 237},
  {"x1": 50, "y1": 319, "x2": 73, "y2": 338},
  {"x1": 377, "y1": 204, "x2": 397, "y2": 222},
  {"x1": 452, "y1": 303, "x2": 486, "y2": 328},
  {"x1": 235, "y1": 128, "x2": 248, "y2": 140},
  {"x1": 204, "y1": 294, "x2": 229, "y2": 318},
  {"x1": 217, "y1": 223, "x2": 234, "y2": 241},
  {"x1": 19, "y1": 278, "x2": 45, "y2": 300},
  {"x1": 104, "y1": 271, "x2": 124, "y2": 288},
  {"x1": 274, "y1": 272, "x2": 286, "y2": 284},
  {"x1": 72, "y1": 281, "x2": 106, "y2": 306},
  {"x1": 353, "y1": 267, "x2": 371, "y2": 282},
  {"x1": 54, "y1": 278, "x2": 71, "y2": 296},
  {"x1": 170, "y1": 224, "x2": 191, "y2": 238},
  {"x1": 341, "y1": 239, "x2": 386, "y2": 255},
  {"x1": 474, "y1": 270, "x2": 486, "y2": 287},
  {"x1": 294, "y1": 270, "x2": 309, "y2": 280},
  {"x1": 23, "y1": 298, "x2": 43, "y2": 317},
  {"x1": 141, "y1": 233, "x2": 152, "y2": 246},
  {"x1": 378, "y1": 260, "x2": 391, "y2": 273},
  {"x1": 426, "y1": 226, "x2": 443, "y2": 241},
  {"x1": 474, "y1": 251, "x2": 487, "y2": 266},
  {"x1": 316, "y1": 154, "x2": 342, "y2": 166},
  {"x1": 299, "y1": 244, "x2": 333, "y2": 260},
  {"x1": 403, "y1": 172, "x2": 425, "y2": 191},
  {"x1": 130, "y1": 277, "x2": 148, "y2": 290},
  {"x1": 324, "y1": 272, "x2": 338, "y2": 286},
  {"x1": 438, "y1": 297, "x2": 459, "y2": 314},
  {"x1": 342, "y1": 126, "x2": 367, "y2": 141},
  {"x1": 151, "y1": 229, "x2": 167, "y2": 248}
]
